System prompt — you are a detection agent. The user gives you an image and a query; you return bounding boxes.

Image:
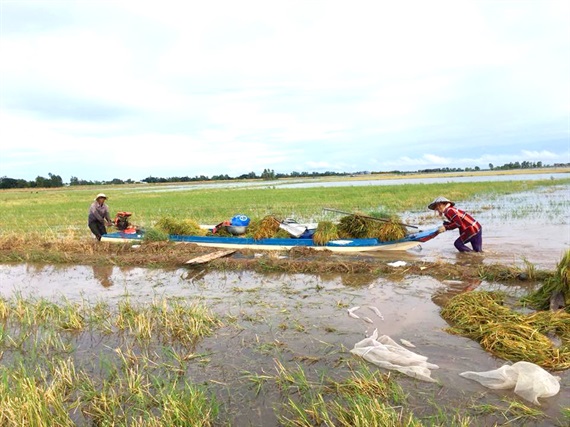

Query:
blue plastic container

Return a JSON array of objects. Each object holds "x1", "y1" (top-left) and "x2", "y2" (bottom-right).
[{"x1": 231, "y1": 215, "x2": 251, "y2": 226}]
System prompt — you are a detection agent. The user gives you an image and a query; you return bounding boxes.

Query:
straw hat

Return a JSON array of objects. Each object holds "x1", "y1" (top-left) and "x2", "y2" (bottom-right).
[
  {"x1": 428, "y1": 196, "x2": 454, "y2": 210},
  {"x1": 94, "y1": 193, "x2": 107, "y2": 201}
]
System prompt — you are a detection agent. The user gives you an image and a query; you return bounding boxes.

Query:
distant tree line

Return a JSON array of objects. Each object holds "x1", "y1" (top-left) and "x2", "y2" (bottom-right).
[
  {"x1": 140, "y1": 169, "x2": 350, "y2": 184},
  {"x1": 492, "y1": 161, "x2": 542, "y2": 170},
  {"x1": 0, "y1": 161, "x2": 566, "y2": 189},
  {"x1": 0, "y1": 173, "x2": 63, "y2": 189},
  {"x1": 405, "y1": 160, "x2": 549, "y2": 175}
]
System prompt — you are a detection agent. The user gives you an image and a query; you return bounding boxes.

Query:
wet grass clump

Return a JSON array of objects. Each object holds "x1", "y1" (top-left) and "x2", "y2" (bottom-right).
[
  {"x1": 522, "y1": 249, "x2": 570, "y2": 312},
  {"x1": 0, "y1": 295, "x2": 222, "y2": 426},
  {"x1": 245, "y1": 360, "x2": 475, "y2": 427},
  {"x1": 373, "y1": 219, "x2": 407, "y2": 242},
  {"x1": 441, "y1": 291, "x2": 570, "y2": 370}
]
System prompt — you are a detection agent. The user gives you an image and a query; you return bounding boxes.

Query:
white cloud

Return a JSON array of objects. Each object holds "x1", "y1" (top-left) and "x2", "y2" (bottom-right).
[
  {"x1": 383, "y1": 154, "x2": 452, "y2": 168},
  {"x1": 1, "y1": 1, "x2": 569, "y2": 181},
  {"x1": 520, "y1": 150, "x2": 564, "y2": 160}
]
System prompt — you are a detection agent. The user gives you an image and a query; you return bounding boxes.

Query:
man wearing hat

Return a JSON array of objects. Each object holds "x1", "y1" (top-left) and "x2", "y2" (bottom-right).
[
  {"x1": 428, "y1": 196, "x2": 482, "y2": 252},
  {"x1": 88, "y1": 193, "x2": 113, "y2": 241}
]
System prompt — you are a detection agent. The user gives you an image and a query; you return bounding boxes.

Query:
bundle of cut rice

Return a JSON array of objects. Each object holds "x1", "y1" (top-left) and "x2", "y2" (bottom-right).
[
  {"x1": 155, "y1": 217, "x2": 206, "y2": 236},
  {"x1": 441, "y1": 290, "x2": 570, "y2": 370},
  {"x1": 312, "y1": 221, "x2": 339, "y2": 246},
  {"x1": 337, "y1": 213, "x2": 407, "y2": 241},
  {"x1": 249, "y1": 216, "x2": 280, "y2": 240},
  {"x1": 373, "y1": 219, "x2": 407, "y2": 242},
  {"x1": 337, "y1": 214, "x2": 369, "y2": 238}
]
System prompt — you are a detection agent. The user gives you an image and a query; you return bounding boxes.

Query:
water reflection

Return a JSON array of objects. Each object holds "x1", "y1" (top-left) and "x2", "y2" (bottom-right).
[
  {"x1": 92, "y1": 265, "x2": 114, "y2": 288},
  {"x1": 340, "y1": 273, "x2": 379, "y2": 288},
  {"x1": 182, "y1": 268, "x2": 208, "y2": 283},
  {"x1": 431, "y1": 278, "x2": 483, "y2": 308},
  {"x1": 278, "y1": 173, "x2": 570, "y2": 189}
]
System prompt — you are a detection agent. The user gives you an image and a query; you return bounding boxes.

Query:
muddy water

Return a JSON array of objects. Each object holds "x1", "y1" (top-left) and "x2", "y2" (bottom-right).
[
  {"x1": 0, "y1": 184, "x2": 568, "y2": 425},
  {"x1": 0, "y1": 263, "x2": 568, "y2": 426},
  {"x1": 398, "y1": 185, "x2": 570, "y2": 270}
]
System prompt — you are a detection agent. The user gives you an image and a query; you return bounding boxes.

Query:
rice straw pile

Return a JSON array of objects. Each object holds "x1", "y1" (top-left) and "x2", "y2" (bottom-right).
[
  {"x1": 373, "y1": 219, "x2": 407, "y2": 242},
  {"x1": 441, "y1": 291, "x2": 570, "y2": 370},
  {"x1": 142, "y1": 228, "x2": 169, "y2": 242},
  {"x1": 155, "y1": 217, "x2": 206, "y2": 236},
  {"x1": 337, "y1": 214, "x2": 369, "y2": 238},
  {"x1": 336, "y1": 214, "x2": 407, "y2": 241},
  {"x1": 312, "y1": 221, "x2": 339, "y2": 246},
  {"x1": 248, "y1": 216, "x2": 281, "y2": 240}
]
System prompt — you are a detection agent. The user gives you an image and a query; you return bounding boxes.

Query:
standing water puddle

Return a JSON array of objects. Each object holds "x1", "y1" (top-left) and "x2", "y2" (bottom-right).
[{"x1": 0, "y1": 263, "x2": 568, "y2": 425}]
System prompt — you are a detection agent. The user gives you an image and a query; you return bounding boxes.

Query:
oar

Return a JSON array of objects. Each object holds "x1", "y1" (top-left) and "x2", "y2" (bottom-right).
[{"x1": 322, "y1": 207, "x2": 420, "y2": 230}]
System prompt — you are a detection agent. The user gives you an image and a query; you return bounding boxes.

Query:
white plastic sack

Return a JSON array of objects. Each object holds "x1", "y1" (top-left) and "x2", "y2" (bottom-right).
[
  {"x1": 350, "y1": 329, "x2": 439, "y2": 382},
  {"x1": 387, "y1": 261, "x2": 407, "y2": 267},
  {"x1": 460, "y1": 361, "x2": 561, "y2": 405}
]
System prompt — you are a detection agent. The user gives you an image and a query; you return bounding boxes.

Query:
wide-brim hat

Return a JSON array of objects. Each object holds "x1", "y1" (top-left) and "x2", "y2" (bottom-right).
[
  {"x1": 428, "y1": 196, "x2": 454, "y2": 210},
  {"x1": 94, "y1": 193, "x2": 107, "y2": 201}
]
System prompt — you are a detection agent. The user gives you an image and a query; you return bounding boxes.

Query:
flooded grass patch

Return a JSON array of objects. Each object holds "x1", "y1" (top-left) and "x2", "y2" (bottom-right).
[
  {"x1": 0, "y1": 264, "x2": 569, "y2": 426},
  {"x1": 469, "y1": 399, "x2": 547, "y2": 424},
  {"x1": 0, "y1": 295, "x2": 222, "y2": 426},
  {"x1": 256, "y1": 360, "x2": 480, "y2": 427}
]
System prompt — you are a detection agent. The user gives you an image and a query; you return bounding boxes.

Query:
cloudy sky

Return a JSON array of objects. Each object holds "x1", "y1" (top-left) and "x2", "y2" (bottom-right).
[{"x1": 1, "y1": 1, "x2": 569, "y2": 182}]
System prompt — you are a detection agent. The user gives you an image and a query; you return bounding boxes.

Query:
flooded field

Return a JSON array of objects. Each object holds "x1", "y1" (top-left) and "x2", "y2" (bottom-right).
[
  {"x1": 125, "y1": 171, "x2": 570, "y2": 193},
  {"x1": 0, "y1": 184, "x2": 568, "y2": 426},
  {"x1": 0, "y1": 263, "x2": 568, "y2": 426},
  {"x1": 405, "y1": 185, "x2": 569, "y2": 270}
]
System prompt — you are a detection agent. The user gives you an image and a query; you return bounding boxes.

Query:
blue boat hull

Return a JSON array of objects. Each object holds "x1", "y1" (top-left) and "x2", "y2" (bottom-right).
[{"x1": 101, "y1": 228, "x2": 439, "y2": 252}]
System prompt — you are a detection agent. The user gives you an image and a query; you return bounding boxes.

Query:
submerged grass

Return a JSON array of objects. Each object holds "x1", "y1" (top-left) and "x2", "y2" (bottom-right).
[
  {"x1": 0, "y1": 295, "x2": 222, "y2": 426},
  {"x1": 469, "y1": 398, "x2": 546, "y2": 424},
  {"x1": 270, "y1": 361, "x2": 479, "y2": 427},
  {"x1": 1, "y1": 277, "x2": 568, "y2": 425},
  {"x1": 0, "y1": 293, "x2": 484, "y2": 427}
]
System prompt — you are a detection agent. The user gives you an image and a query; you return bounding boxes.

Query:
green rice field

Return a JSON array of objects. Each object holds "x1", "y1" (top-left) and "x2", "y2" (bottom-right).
[{"x1": 1, "y1": 176, "x2": 569, "y2": 236}]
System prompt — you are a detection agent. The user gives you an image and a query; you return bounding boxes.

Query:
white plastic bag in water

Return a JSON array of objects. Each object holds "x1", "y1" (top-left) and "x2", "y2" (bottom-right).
[
  {"x1": 350, "y1": 329, "x2": 439, "y2": 382},
  {"x1": 460, "y1": 361, "x2": 560, "y2": 405}
]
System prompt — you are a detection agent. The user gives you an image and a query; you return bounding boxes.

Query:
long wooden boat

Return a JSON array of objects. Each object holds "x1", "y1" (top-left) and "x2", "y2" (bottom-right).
[{"x1": 101, "y1": 227, "x2": 440, "y2": 253}]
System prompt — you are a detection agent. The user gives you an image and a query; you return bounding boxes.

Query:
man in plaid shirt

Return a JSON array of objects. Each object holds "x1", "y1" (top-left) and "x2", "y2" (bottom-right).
[{"x1": 428, "y1": 196, "x2": 482, "y2": 252}]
